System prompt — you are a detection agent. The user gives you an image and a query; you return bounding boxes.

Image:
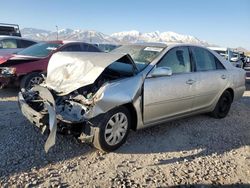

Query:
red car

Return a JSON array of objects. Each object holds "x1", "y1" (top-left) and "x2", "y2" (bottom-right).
[{"x1": 0, "y1": 41, "x2": 101, "y2": 89}]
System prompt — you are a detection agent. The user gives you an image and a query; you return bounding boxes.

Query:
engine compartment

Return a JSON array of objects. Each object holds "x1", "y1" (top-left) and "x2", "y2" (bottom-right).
[{"x1": 22, "y1": 63, "x2": 134, "y2": 124}]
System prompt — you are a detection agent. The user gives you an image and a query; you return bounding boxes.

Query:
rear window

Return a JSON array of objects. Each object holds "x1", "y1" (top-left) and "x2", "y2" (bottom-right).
[{"x1": 0, "y1": 39, "x2": 17, "y2": 49}]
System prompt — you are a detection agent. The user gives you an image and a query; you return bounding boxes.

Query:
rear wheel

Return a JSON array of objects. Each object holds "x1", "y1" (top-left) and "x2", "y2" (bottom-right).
[
  {"x1": 210, "y1": 90, "x2": 232, "y2": 119},
  {"x1": 20, "y1": 72, "x2": 44, "y2": 90},
  {"x1": 92, "y1": 106, "x2": 131, "y2": 152}
]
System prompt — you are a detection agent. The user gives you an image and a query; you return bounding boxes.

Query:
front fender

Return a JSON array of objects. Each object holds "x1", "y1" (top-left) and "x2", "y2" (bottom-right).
[{"x1": 84, "y1": 75, "x2": 144, "y2": 127}]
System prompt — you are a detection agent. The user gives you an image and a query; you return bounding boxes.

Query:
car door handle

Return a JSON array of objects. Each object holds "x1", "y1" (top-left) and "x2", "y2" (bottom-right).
[
  {"x1": 221, "y1": 75, "x2": 227, "y2": 79},
  {"x1": 186, "y1": 79, "x2": 196, "y2": 85}
]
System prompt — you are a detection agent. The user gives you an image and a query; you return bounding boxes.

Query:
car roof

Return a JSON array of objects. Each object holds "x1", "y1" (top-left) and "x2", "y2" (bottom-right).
[
  {"x1": 41, "y1": 40, "x2": 97, "y2": 45},
  {"x1": 0, "y1": 35, "x2": 36, "y2": 42},
  {"x1": 130, "y1": 42, "x2": 167, "y2": 47},
  {"x1": 208, "y1": 46, "x2": 231, "y2": 52}
]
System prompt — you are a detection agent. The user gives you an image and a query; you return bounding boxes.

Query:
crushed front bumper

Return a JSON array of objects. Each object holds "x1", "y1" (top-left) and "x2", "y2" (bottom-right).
[
  {"x1": 18, "y1": 86, "x2": 95, "y2": 152},
  {"x1": 0, "y1": 76, "x2": 12, "y2": 88},
  {"x1": 18, "y1": 92, "x2": 47, "y2": 132}
]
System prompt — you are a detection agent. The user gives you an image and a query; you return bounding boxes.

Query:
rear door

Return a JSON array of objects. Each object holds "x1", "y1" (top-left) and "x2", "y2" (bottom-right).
[
  {"x1": 143, "y1": 46, "x2": 197, "y2": 125},
  {"x1": 190, "y1": 46, "x2": 228, "y2": 111}
]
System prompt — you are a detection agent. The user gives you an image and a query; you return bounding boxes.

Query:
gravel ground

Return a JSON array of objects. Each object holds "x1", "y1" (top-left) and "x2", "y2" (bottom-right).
[{"x1": 0, "y1": 80, "x2": 250, "y2": 188}]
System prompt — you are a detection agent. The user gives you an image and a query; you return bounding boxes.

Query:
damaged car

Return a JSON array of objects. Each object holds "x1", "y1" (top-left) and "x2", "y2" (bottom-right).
[
  {"x1": 0, "y1": 41, "x2": 101, "y2": 89},
  {"x1": 18, "y1": 44, "x2": 246, "y2": 152}
]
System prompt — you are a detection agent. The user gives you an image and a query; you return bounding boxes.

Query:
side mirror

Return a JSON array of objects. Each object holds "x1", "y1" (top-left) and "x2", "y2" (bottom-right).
[{"x1": 151, "y1": 67, "x2": 172, "y2": 77}]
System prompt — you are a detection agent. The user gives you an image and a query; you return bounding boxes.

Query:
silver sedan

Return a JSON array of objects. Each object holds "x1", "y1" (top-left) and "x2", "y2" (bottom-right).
[{"x1": 19, "y1": 43, "x2": 246, "y2": 152}]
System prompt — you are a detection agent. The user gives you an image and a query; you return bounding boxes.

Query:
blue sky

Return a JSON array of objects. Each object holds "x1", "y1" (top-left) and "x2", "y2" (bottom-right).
[{"x1": 1, "y1": 0, "x2": 250, "y2": 49}]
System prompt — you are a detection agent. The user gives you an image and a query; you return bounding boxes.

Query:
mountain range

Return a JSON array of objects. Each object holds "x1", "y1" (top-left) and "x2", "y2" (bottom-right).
[{"x1": 20, "y1": 28, "x2": 210, "y2": 46}]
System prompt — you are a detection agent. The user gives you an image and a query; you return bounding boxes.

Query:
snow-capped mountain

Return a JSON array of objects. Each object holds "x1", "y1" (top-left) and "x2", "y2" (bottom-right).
[
  {"x1": 21, "y1": 28, "x2": 119, "y2": 44},
  {"x1": 21, "y1": 28, "x2": 209, "y2": 45},
  {"x1": 111, "y1": 30, "x2": 209, "y2": 45}
]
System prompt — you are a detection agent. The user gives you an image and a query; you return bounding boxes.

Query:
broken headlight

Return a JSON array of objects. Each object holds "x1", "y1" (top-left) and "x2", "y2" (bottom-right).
[{"x1": 0, "y1": 67, "x2": 16, "y2": 75}]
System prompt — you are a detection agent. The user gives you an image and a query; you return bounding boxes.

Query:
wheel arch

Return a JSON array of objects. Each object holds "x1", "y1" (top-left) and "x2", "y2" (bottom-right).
[
  {"x1": 19, "y1": 70, "x2": 44, "y2": 81},
  {"x1": 122, "y1": 103, "x2": 138, "y2": 131},
  {"x1": 225, "y1": 87, "x2": 234, "y2": 101}
]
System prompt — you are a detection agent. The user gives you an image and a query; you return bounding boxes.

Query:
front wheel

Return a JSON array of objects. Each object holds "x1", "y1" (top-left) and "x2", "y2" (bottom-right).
[
  {"x1": 92, "y1": 106, "x2": 131, "y2": 152},
  {"x1": 210, "y1": 90, "x2": 232, "y2": 119},
  {"x1": 20, "y1": 72, "x2": 44, "y2": 90}
]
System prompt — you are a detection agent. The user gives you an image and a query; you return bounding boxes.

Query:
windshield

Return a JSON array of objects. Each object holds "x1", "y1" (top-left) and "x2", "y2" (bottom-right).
[
  {"x1": 17, "y1": 42, "x2": 62, "y2": 57},
  {"x1": 112, "y1": 45, "x2": 164, "y2": 71}
]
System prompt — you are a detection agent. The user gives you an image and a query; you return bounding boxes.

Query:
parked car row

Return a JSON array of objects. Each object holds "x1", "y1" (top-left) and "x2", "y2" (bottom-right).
[
  {"x1": 0, "y1": 36, "x2": 37, "y2": 56},
  {"x1": 0, "y1": 23, "x2": 21, "y2": 37},
  {"x1": 208, "y1": 46, "x2": 248, "y2": 69}
]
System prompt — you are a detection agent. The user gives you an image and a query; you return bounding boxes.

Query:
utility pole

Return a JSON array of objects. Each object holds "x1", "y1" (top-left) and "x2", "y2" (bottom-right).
[
  {"x1": 56, "y1": 25, "x2": 58, "y2": 40},
  {"x1": 90, "y1": 31, "x2": 92, "y2": 43}
]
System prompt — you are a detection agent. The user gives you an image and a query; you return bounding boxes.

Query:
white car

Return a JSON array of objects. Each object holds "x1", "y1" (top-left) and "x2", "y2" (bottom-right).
[
  {"x1": 208, "y1": 47, "x2": 244, "y2": 68},
  {"x1": 0, "y1": 36, "x2": 37, "y2": 56}
]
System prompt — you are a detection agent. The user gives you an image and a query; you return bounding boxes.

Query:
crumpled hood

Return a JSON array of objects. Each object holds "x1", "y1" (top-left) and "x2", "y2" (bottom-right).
[
  {"x1": 0, "y1": 54, "x2": 42, "y2": 65},
  {"x1": 45, "y1": 52, "x2": 134, "y2": 95},
  {"x1": 0, "y1": 54, "x2": 14, "y2": 65}
]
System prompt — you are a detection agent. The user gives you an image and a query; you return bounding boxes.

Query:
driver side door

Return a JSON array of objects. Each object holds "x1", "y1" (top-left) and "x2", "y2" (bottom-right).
[{"x1": 143, "y1": 46, "x2": 196, "y2": 125}]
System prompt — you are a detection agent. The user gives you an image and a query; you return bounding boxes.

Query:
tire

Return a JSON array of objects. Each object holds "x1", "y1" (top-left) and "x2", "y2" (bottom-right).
[
  {"x1": 92, "y1": 106, "x2": 131, "y2": 152},
  {"x1": 20, "y1": 72, "x2": 44, "y2": 90},
  {"x1": 210, "y1": 90, "x2": 232, "y2": 119}
]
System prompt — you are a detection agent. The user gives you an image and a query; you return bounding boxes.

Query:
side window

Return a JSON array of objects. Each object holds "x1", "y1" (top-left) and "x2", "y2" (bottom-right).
[
  {"x1": 157, "y1": 47, "x2": 191, "y2": 74},
  {"x1": 87, "y1": 45, "x2": 101, "y2": 52},
  {"x1": 60, "y1": 44, "x2": 82, "y2": 52},
  {"x1": 1, "y1": 39, "x2": 17, "y2": 48},
  {"x1": 192, "y1": 47, "x2": 224, "y2": 71},
  {"x1": 18, "y1": 40, "x2": 36, "y2": 48},
  {"x1": 81, "y1": 44, "x2": 88, "y2": 51},
  {"x1": 214, "y1": 56, "x2": 225, "y2": 69}
]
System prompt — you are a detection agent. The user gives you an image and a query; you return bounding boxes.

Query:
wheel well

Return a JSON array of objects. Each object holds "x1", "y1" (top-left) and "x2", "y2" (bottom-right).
[
  {"x1": 19, "y1": 71, "x2": 43, "y2": 81},
  {"x1": 123, "y1": 103, "x2": 137, "y2": 131},
  {"x1": 225, "y1": 88, "x2": 234, "y2": 101}
]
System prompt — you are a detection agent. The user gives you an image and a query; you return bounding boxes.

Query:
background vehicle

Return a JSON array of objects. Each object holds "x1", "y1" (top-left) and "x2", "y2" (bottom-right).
[
  {"x1": 0, "y1": 41, "x2": 102, "y2": 89},
  {"x1": 0, "y1": 36, "x2": 37, "y2": 56},
  {"x1": 19, "y1": 44, "x2": 245, "y2": 152},
  {"x1": 208, "y1": 47, "x2": 244, "y2": 68},
  {"x1": 94, "y1": 43, "x2": 120, "y2": 52},
  {"x1": 0, "y1": 23, "x2": 21, "y2": 37},
  {"x1": 245, "y1": 56, "x2": 250, "y2": 68}
]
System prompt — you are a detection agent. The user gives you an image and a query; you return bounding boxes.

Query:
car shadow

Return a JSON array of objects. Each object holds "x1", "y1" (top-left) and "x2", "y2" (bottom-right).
[
  {"x1": 169, "y1": 184, "x2": 250, "y2": 188},
  {"x1": 0, "y1": 88, "x2": 19, "y2": 98},
  {"x1": 0, "y1": 99, "x2": 94, "y2": 178}
]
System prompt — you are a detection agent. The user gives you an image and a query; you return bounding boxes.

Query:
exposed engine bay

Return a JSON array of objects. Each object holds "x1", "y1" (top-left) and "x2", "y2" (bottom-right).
[
  {"x1": 21, "y1": 60, "x2": 136, "y2": 145},
  {"x1": 19, "y1": 52, "x2": 143, "y2": 152}
]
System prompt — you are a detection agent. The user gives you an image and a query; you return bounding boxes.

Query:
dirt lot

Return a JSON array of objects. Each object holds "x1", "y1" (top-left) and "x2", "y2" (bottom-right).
[{"x1": 0, "y1": 80, "x2": 250, "y2": 188}]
